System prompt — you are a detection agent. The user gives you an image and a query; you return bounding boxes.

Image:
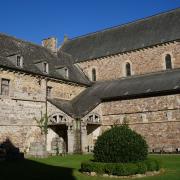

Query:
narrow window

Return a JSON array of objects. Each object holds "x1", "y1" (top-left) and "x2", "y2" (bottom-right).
[
  {"x1": 43, "y1": 62, "x2": 49, "y2": 73},
  {"x1": 16, "y1": 55, "x2": 23, "y2": 67},
  {"x1": 47, "y1": 86, "x2": 52, "y2": 97},
  {"x1": 92, "y1": 68, "x2": 96, "y2": 81},
  {"x1": 1, "y1": 79, "x2": 10, "y2": 96},
  {"x1": 126, "y1": 62, "x2": 131, "y2": 76},
  {"x1": 64, "y1": 68, "x2": 69, "y2": 78},
  {"x1": 165, "y1": 54, "x2": 172, "y2": 70}
]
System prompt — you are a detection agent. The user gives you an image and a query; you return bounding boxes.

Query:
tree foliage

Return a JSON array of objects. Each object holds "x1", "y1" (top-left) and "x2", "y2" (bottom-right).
[{"x1": 34, "y1": 111, "x2": 48, "y2": 135}]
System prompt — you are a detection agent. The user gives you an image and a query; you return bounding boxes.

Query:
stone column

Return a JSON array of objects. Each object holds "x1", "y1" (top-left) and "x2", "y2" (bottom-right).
[
  {"x1": 67, "y1": 125, "x2": 74, "y2": 153},
  {"x1": 81, "y1": 123, "x2": 88, "y2": 153}
]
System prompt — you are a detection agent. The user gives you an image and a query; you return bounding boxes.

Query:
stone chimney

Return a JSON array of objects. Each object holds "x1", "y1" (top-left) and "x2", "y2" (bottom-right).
[
  {"x1": 63, "y1": 35, "x2": 69, "y2": 43},
  {"x1": 42, "y1": 37, "x2": 57, "y2": 53}
]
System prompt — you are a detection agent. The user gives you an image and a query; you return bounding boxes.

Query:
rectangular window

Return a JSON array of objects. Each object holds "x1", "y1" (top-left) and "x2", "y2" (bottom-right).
[
  {"x1": 47, "y1": 86, "x2": 52, "y2": 97},
  {"x1": 1, "y1": 79, "x2": 10, "y2": 96},
  {"x1": 17, "y1": 56, "x2": 21, "y2": 67},
  {"x1": 43, "y1": 63, "x2": 48, "y2": 73}
]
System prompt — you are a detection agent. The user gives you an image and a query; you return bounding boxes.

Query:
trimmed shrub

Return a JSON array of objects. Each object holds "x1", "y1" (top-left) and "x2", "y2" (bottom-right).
[
  {"x1": 94, "y1": 125, "x2": 148, "y2": 163},
  {"x1": 136, "y1": 162, "x2": 147, "y2": 174},
  {"x1": 81, "y1": 161, "x2": 105, "y2": 174},
  {"x1": 81, "y1": 159, "x2": 160, "y2": 176},
  {"x1": 144, "y1": 159, "x2": 161, "y2": 171},
  {"x1": 105, "y1": 163, "x2": 138, "y2": 176}
]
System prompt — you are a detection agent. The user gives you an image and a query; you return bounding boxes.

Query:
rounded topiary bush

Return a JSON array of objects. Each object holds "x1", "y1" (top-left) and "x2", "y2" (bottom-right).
[{"x1": 93, "y1": 125, "x2": 148, "y2": 163}]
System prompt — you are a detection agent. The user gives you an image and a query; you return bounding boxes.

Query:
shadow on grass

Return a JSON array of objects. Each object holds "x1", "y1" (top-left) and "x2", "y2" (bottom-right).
[
  {"x1": 0, "y1": 138, "x2": 76, "y2": 180},
  {"x1": 0, "y1": 159, "x2": 76, "y2": 180}
]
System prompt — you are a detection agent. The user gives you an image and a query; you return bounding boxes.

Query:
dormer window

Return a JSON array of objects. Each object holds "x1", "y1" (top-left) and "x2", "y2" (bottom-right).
[
  {"x1": 43, "y1": 62, "x2": 49, "y2": 74},
  {"x1": 64, "y1": 68, "x2": 69, "y2": 78},
  {"x1": 16, "y1": 55, "x2": 23, "y2": 67},
  {"x1": 56, "y1": 67, "x2": 69, "y2": 79},
  {"x1": 7, "y1": 54, "x2": 23, "y2": 68}
]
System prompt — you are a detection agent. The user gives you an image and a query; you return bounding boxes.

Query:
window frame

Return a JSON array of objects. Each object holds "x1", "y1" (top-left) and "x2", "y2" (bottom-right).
[
  {"x1": 162, "y1": 52, "x2": 174, "y2": 70},
  {"x1": 1, "y1": 78, "x2": 10, "y2": 96},
  {"x1": 64, "y1": 68, "x2": 69, "y2": 78},
  {"x1": 43, "y1": 62, "x2": 49, "y2": 74},
  {"x1": 16, "y1": 55, "x2": 23, "y2": 67},
  {"x1": 47, "y1": 86, "x2": 52, "y2": 97},
  {"x1": 125, "y1": 62, "x2": 131, "y2": 77},
  {"x1": 92, "y1": 68, "x2": 96, "y2": 81},
  {"x1": 165, "y1": 54, "x2": 172, "y2": 70}
]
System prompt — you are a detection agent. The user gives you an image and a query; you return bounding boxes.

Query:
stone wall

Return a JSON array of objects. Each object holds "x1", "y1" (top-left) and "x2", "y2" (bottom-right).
[
  {"x1": 47, "y1": 80, "x2": 85, "y2": 100},
  {"x1": 0, "y1": 69, "x2": 85, "y2": 101},
  {"x1": 0, "y1": 97, "x2": 45, "y2": 153},
  {"x1": 0, "y1": 70, "x2": 45, "y2": 101},
  {"x1": 0, "y1": 70, "x2": 44, "y2": 153},
  {"x1": 100, "y1": 94, "x2": 180, "y2": 152},
  {"x1": 76, "y1": 41, "x2": 180, "y2": 81},
  {"x1": 0, "y1": 69, "x2": 83, "y2": 154}
]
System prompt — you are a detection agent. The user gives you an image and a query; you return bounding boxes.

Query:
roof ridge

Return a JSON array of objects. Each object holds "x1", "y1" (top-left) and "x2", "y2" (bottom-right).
[
  {"x1": 0, "y1": 32, "x2": 53, "y2": 52},
  {"x1": 58, "y1": 50, "x2": 73, "y2": 59},
  {"x1": 66, "y1": 7, "x2": 180, "y2": 42}
]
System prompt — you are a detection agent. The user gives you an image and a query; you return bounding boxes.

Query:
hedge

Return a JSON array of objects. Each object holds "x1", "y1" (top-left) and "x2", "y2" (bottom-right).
[{"x1": 81, "y1": 159, "x2": 160, "y2": 176}]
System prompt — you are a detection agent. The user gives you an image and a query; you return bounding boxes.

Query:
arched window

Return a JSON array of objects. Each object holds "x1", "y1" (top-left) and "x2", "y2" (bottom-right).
[
  {"x1": 165, "y1": 54, "x2": 172, "y2": 70},
  {"x1": 92, "y1": 68, "x2": 96, "y2": 81},
  {"x1": 125, "y1": 62, "x2": 131, "y2": 76}
]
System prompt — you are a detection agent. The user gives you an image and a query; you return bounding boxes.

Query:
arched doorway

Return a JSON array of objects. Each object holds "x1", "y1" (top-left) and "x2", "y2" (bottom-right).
[
  {"x1": 47, "y1": 113, "x2": 68, "y2": 155},
  {"x1": 85, "y1": 113, "x2": 101, "y2": 152}
]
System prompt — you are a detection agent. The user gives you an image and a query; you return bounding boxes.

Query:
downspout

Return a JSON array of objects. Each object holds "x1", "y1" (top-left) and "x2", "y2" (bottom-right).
[
  {"x1": 79, "y1": 118, "x2": 82, "y2": 154},
  {"x1": 45, "y1": 78, "x2": 48, "y2": 118},
  {"x1": 45, "y1": 78, "x2": 48, "y2": 148}
]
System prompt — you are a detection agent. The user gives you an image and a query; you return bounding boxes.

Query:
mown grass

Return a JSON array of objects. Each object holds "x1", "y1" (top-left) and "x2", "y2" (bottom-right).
[{"x1": 0, "y1": 154, "x2": 180, "y2": 180}]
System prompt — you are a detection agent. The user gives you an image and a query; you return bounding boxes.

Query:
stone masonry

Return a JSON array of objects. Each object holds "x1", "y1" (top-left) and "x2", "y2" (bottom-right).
[
  {"x1": 0, "y1": 69, "x2": 85, "y2": 155},
  {"x1": 100, "y1": 94, "x2": 180, "y2": 152},
  {"x1": 0, "y1": 9, "x2": 180, "y2": 155},
  {"x1": 76, "y1": 42, "x2": 180, "y2": 81}
]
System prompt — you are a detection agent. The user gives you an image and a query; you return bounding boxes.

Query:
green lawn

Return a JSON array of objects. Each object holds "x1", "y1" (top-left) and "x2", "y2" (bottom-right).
[{"x1": 0, "y1": 154, "x2": 180, "y2": 180}]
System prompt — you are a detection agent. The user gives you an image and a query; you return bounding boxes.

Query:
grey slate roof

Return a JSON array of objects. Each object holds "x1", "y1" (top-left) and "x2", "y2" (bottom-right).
[
  {"x1": 0, "y1": 56, "x2": 15, "y2": 68},
  {"x1": 57, "y1": 51, "x2": 91, "y2": 85},
  {"x1": 48, "y1": 98, "x2": 75, "y2": 117},
  {"x1": 61, "y1": 8, "x2": 180, "y2": 62},
  {"x1": 0, "y1": 9, "x2": 180, "y2": 118},
  {"x1": 49, "y1": 69, "x2": 180, "y2": 118},
  {"x1": 0, "y1": 33, "x2": 90, "y2": 86}
]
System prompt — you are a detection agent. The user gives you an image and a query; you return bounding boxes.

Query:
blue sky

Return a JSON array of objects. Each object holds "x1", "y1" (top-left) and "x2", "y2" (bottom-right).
[{"x1": 1, "y1": 0, "x2": 180, "y2": 45}]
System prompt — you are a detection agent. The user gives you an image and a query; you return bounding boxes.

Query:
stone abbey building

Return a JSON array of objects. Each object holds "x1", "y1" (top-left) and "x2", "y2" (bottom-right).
[{"x1": 0, "y1": 8, "x2": 180, "y2": 156}]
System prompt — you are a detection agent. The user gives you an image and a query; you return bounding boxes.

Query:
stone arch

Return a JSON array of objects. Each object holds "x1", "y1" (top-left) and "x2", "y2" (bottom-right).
[
  {"x1": 88, "y1": 66, "x2": 98, "y2": 81},
  {"x1": 47, "y1": 113, "x2": 70, "y2": 155},
  {"x1": 165, "y1": 54, "x2": 172, "y2": 70},
  {"x1": 83, "y1": 112, "x2": 101, "y2": 152},
  {"x1": 122, "y1": 60, "x2": 133, "y2": 77},
  {"x1": 162, "y1": 52, "x2": 174, "y2": 70}
]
